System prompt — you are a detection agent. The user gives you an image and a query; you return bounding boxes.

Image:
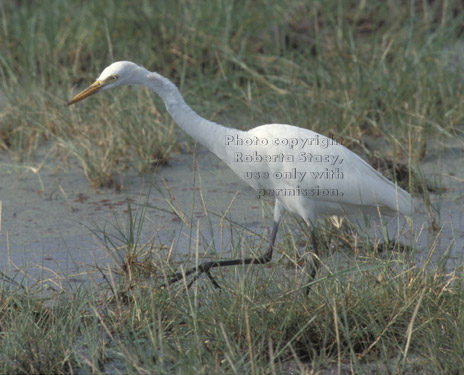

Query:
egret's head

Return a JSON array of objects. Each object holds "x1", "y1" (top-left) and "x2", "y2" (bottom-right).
[{"x1": 67, "y1": 61, "x2": 141, "y2": 106}]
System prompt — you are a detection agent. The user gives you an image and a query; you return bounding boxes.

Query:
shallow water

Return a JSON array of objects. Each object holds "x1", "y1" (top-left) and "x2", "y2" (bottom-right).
[{"x1": 0, "y1": 138, "x2": 462, "y2": 287}]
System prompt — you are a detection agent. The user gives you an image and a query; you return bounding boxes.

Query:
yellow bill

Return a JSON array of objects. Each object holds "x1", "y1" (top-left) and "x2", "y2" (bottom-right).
[{"x1": 66, "y1": 80, "x2": 104, "y2": 106}]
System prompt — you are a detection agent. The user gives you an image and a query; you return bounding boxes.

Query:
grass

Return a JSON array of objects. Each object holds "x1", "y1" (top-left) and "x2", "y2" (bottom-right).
[
  {"x1": 1, "y1": 0, "x2": 464, "y2": 373},
  {"x1": 1, "y1": 0, "x2": 463, "y2": 188},
  {"x1": 0, "y1": 198, "x2": 463, "y2": 374}
]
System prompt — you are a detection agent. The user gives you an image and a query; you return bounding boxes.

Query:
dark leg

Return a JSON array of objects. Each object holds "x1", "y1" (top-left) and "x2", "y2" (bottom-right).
[
  {"x1": 309, "y1": 228, "x2": 321, "y2": 280},
  {"x1": 164, "y1": 220, "x2": 280, "y2": 287}
]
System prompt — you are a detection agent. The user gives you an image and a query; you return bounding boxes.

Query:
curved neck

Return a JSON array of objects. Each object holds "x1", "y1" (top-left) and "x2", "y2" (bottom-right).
[{"x1": 133, "y1": 67, "x2": 241, "y2": 161}]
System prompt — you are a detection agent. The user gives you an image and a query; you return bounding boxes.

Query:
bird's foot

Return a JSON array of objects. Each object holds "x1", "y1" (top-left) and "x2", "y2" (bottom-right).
[
  {"x1": 185, "y1": 268, "x2": 221, "y2": 290},
  {"x1": 161, "y1": 261, "x2": 222, "y2": 290}
]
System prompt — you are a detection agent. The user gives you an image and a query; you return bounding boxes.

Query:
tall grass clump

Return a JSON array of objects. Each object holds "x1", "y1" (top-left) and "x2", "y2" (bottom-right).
[
  {"x1": 1, "y1": 237, "x2": 463, "y2": 373},
  {"x1": 0, "y1": 0, "x2": 462, "y2": 188}
]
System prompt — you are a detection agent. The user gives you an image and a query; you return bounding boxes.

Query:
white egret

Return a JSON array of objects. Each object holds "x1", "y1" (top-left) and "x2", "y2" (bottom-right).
[{"x1": 67, "y1": 61, "x2": 414, "y2": 286}]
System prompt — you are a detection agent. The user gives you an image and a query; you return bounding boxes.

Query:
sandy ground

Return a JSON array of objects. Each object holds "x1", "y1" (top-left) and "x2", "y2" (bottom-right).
[{"x1": 0, "y1": 137, "x2": 463, "y2": 287}]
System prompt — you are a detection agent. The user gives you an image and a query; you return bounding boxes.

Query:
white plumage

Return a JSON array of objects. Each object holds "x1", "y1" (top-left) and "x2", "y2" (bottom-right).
[{"x1": 68, "y1": 61, "x2": 414, "y2": 285}]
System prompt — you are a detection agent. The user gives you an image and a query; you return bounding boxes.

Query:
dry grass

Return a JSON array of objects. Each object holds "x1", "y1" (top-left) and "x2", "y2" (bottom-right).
[
  {"x1": 1, "y1": 0, "x2": 463, "y2": 190},
  {"x1": 0, "y1": 196, "x2": 462, "y2": 374}
]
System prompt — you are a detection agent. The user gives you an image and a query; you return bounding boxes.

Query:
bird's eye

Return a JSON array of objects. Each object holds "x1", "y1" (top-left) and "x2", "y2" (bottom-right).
[{"x1": 105, "y1": 74, "x2": 118, "y2": 83}]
